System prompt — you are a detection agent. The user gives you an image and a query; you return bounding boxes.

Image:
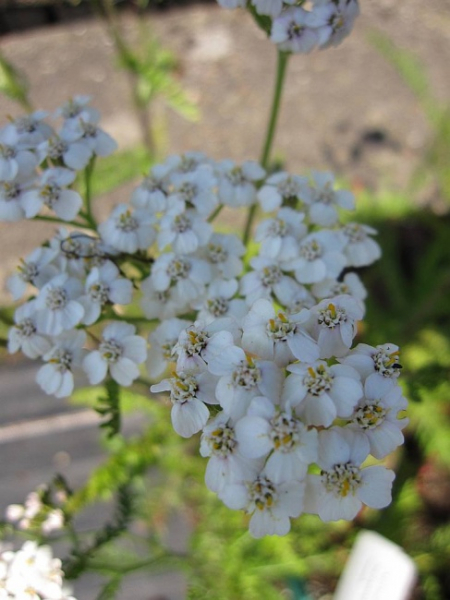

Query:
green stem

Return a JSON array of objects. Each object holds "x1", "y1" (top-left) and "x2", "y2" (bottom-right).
[
  {"x1": 108, "y1": 313, "x2": 158, "y2": 325},
  {"x1": 243, "y1": 49, "x2": 290, "y2": 246},
  {"x1": 260, "y1": 50, "x2": 290, "y2": 170},
  {"x1": 33, "y1": 215, "x2": 95, "y2": 230},
  {"x1": 207, "y1": 204, "x2": 224, "y2": 223},
  {"x1": 83, "y1": 158, "x2": 97, "y2": 229},
  {"x1": 243, "y1": 204, "x2": 257, "y2": 246},
  {"x1": 88, "y1": 552, "x2": 188, "y2": 575}
]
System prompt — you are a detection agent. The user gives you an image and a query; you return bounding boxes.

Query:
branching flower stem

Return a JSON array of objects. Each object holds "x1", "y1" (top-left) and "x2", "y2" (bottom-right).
[
  {"x1": 34, "y1": 215, "x2": 96, "y2": 231},
  {"x1": 243, "y1": 49, "x2": 290, "y2": 245}
]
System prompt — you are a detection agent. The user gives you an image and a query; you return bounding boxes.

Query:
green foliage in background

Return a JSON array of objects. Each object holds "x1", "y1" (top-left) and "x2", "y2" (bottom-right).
[
  {"x1": 0, "y1": 50, "x2": 31, "y2": 111},
  {"x1": 371, "y1": 31, "x2": 450, "y2": 205}
]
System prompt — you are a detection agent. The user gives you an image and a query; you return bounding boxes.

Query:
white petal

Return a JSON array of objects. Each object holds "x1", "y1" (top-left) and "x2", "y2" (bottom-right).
[
  {"x1": 358, "y1": 466, "x2": 395, "y2": 509},
  {"x1": 171, "y1": 399, "x2": 209, "y2": 438},
  {"x1": 83, "y1": 351, "x2": 108, "y2": 384},
  {"x1": 110, "y1": 357, "x2": 140, "y2": 386}
]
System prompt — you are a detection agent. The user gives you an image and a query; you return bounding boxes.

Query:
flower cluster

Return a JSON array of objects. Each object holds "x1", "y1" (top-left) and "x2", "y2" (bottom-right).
[
  {"x1": 3, "y1": 100, "x2": 406, "y2": 538},
  {"x1": 0, "y1": 96, "x2": 116, "y2": 223},
  {"x1": 0, "y1": 541, "x2": 76, "y2": 599},
  {"x1": 6, "y1": 485, "x2": 66, "y2": 535},
  {"x1": 215, "y1": 0, "x2": 360, "y2": 53}
]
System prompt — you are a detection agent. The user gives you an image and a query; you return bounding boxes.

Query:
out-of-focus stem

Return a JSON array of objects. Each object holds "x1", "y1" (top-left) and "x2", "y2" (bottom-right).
[
  {"x1": 260, "y1": 49, "x2": 290, "y2": 170},
  {"x1": 243, "y1": 49, "x2": 290, "y2": 245},
  {"x1": 83, "y1": 157, "x2": 97, "y2": 229}
]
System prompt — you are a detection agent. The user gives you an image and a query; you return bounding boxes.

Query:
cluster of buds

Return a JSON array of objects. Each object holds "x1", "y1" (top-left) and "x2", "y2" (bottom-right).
[
  {"x1": 2, "y1": 99, "x2": 407, "y2": 538},
  {"x1": 0, "y1": 541, "x2": 76, "y2": 600},
  {"x1": 216, "y1": 0, "x2": 360, "y2": 53},
  {"x1": 5, "y1": 483, "x2": 67, "y2": 536}
]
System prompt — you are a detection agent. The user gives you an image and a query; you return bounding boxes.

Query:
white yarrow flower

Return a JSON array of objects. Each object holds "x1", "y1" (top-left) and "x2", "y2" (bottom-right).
[
  {"x1": 283, "y1": 360, "x2": 363, "y2": 427},
  {"x1": 21, "y1": 167, "x2": 83, "y2": 221},
  {"x1": 151, "y1": 369, "x2": 218, "y2": 437},
  {"x1": 304, "y1": 429, "x2": 395, "y2": 521},
  {"x1": 34, "y1": 274, "x2": 84, "y2": 336},
  {"x1": 8, "y1": 301, "x2": 51, "y2": 359},
  {"x1": 98, "y1": 204, "x2": 156, "y2": 253},
  {"x1": 200, "y1": 412, "x2": 262, "y2": 495},
  {"x1": 78, "y1": 262, "x2": 133, "y2": 325},
  {"x1": 7, "y1": 247, "x2": 58, "y2": 301},
  {"x1": 36, "y1": 330, "x2": 86, "y2": 398},
  {"x1": 235, "y1": 396, "x2": 318, "y2": 482},
  {"x1": 221, "y1": 472, "x2": 304, "y2": 538},
  {"x1": 83, "y1": 322, "x2": 147, "y2": 386}
]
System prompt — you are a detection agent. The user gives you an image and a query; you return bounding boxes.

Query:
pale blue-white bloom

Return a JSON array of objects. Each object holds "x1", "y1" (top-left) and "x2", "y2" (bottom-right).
[
  {"x1": 150, "y1": 252, "x2": 211, "y2": 307},
  {"x1": 39, "y1": 134, "x2": 92, "y2": 171},
  {"x1": 257, "y1": 172, "x2": 308, "y2": 213},
  {"x1": 151, "y1": 368, "x2": 219, "y2": 437},
  {"x1": 140, "y1": 277, "x2": 189, "y2": 320},
  {"x1": 131, "y1": 163, "x2": 171, "y2": 212},
  {"x1": 56, "y1": 95, "x2": 100, "y2": 124},
  {"x1": 164, "y1": 151, "x2": 210, "y2": 175},
  {"x1": 303, "y1": 171, "x2": 355, "y2": 226},
  {"x1": 158, "y1": 202, "x2": 212, "y2": 254},
  {"x1": 251, "y1": 0, "x2": 283, "y2": 18},
  {"x1": 7, "y1": 247, "x2": 59, "y2": 301},
  {"x1": 200, "y1": 411, "x2": 263, "y2": 496},
  {"x1": 255, "y1": 207, "x2": 306, "y2": 262},
  {"x1": 34, "y1": 273, "x2": 84, "y2": 336},
  {"x1": 83, "y1": 321, "x2": 147, "y2": 386},
  {"x1": 2, "y1": 111, "x2": 53, "y2": 147},
  {"x1": 283, "y1": 360, "x2": 363, "y2": 427},
  {"x1": 0, "y1": 177, "x2": 34, "y2": 221},
  {"x1": 20, "y1": 167, "x2": 82, "y2": 221},
  {"x1": 289, "y1": 230, "x2": 346, "y2": 284},
  {"x1": 8, "y1": 300, "x2": 52, "y2": 359},
  {"x1": 338, "y1": 342, "x2": 402, "y2": 397},
  {"x1": 241, "y1": 256, "x2": 303, "y2": 307},
  {"x1": 36, "y1": 330, "x2": 86, "y2": 398},
  {"x1": 284, "y1": 285, "x2": 316, "y2": 313},
  {"x1": 241, "y1": 298, "x2": 319, "y2": 366},
  {"x1": 235, "y1": 396, "x2": 318, "y2": 483},
  {"x1": 339, "y1": 222, "x2": 381, "y2": 267},
  {"x1": 345, "y1": 384, "x2": 408, "y2": 459},
  {"x1": 169, "y1": 164, "x2": 218, "y2": 216},
  {"x1": 311, "y1": 272, "x2": 367, "y2": 308},
  {"x1": 216, "y1": 159, "x2": 265, "y2": 207},
  {"x1": 304, "y1": 294, "x2": 364, "y2": 358},
  {"x1": 60, "y1": 117, "x2": 117, "y2": 159},
  {"x1": 194, "y1": 278, "x2": 248, "y2": 325},
  {"x1": 304, "y1": 429, "x2": 395, "y2": 521},
  {"x1": 310, "y1": 0, "x2": 360, "y2": 49},
  {"x1": 215, "y1": 0, "x2": 245, "y2": 8},
  {"x1": 78, "y1": 261, "x2": 133, "y2": 325},
  {"x1": 98, "y1": 204, "x2": 156, "y2": 253},
  {"x1": 221, "y1": 471, "x2": 304, "y2": 538},
  {"x1": 203, "y1": 233, "x2": 245, "y2": 279},
  {"x1": 173, "y1": 318, "x2": 241, "y2": 374},
  {"x1": 146, "y1": 317, "x2": 193, "y2": 378},
  {"x1": 215, "y1": 353, "x2": 284, "y2": 420},
  {"x1": 0, "y1": 127, "x2": 38, "y2": 180},
  {"x1": 271, "y1": 8, "x2": 318, "y2": 54},
  {"x1": 50, "y1": 228, "x2": 114, "y2": 278}
]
